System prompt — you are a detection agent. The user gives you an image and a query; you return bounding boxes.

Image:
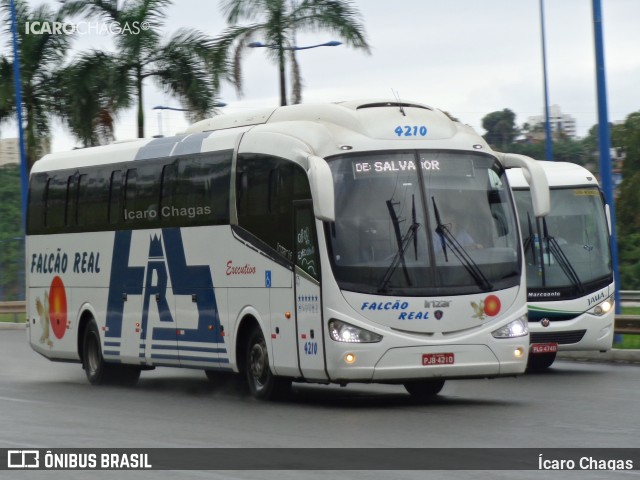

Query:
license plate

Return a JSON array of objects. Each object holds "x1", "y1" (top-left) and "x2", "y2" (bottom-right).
[
  {"x1": 531, "y1": 343, "x2": 558, "y2": 354},
  {"x1": 422, "y1": 353, "x2": 455, "y2": 366}
]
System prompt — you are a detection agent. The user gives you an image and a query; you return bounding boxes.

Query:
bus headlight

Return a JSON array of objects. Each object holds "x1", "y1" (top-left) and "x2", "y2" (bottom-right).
[
  {"x1": 592, "y1": 295, "x2": 614, "y2": 316},
  {"x1": 492, "y1": 315, "x2": 529, "y2": 339},
  {"x1": 328, "y1": 319, "x2": 382, "y2": 343}
]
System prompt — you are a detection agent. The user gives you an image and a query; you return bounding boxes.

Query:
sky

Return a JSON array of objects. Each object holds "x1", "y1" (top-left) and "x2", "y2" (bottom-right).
[{"x1": 1, "y1": 0, "x2": 640, "y2": 153}]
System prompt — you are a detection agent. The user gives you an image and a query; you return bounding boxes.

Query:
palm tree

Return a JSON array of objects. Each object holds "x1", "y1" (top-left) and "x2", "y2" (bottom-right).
[
  {"x1": 57, "y1": 51, "x2": 132, "y2": 147},
  {"x1": 0, "y1": 0, "x2": 73, "y2": 171},
  {"x1": 213, "y1": 0, "x2": 370, "y2": 106},
  {"x1": 62, "y1": 0, "x2": 223, "y2": 138},
  {"x1": 0, "y1": 56, "x2": 13, "y2": 127}
]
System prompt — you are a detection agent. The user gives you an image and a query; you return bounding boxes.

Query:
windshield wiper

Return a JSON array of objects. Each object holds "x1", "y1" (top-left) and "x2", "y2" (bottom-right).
[
  {"x1": 377, "y1": 196, "x2": 420, "y2": 293},
  {"x1": 542, "y1": 219, "x2": 584, "y2": 293},
  {"x1": 432, "y1": 197, "x2": 492, "y2": 291},
  {"x1": 523, "y1": 213, "x2": 538, "y2": 266}
]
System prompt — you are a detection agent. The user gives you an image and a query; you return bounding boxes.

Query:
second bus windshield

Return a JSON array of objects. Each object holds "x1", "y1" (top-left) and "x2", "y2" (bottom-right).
[
  {"x1": 326, "y1": 150, "x2": 520, "y2": 296},
  {"x1": 513, "y1": 186, "x2": 612, "y2": 296}
]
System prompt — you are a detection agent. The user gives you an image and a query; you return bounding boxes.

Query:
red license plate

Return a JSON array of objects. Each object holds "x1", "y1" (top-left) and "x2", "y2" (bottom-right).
[
  {"x1": 422, "y1": 353, "x2": 455, "y2": 366},
  {"x1": 531, "y1": 343, "x2": 558, "y2": 354}
]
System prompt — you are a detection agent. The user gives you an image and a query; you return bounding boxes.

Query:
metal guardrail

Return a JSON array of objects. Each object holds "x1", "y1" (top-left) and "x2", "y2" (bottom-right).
[
  {"x1": 1, "y1": 301, "x2": 640, "y2": 334},
  {"x1": 621, "y1": 291, "x2": 640, "y2": 302},
  {"x1": 0, "y1": 300, "x2": 26, "y2": 314}
]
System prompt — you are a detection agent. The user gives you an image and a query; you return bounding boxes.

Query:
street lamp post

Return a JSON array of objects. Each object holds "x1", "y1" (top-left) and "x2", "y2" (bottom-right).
[
  {"x1": 9, "y1": 0, "x2": 28, "y2": 230},
  {"x1": 248, "y1": 40, "x2": 342, "y2": 106},
  {"x1": 539, "y1": 0, "x2": 554, "y2": 160},
  {"x1": 153, "y1": 103, "x2": 226, "y2": 137},
  {"x1": 592, "y1": 0, "x2": 621, "y2": 314},
  {"x1": 153, "y1": 106, "x2": 189, "y2": 137}
]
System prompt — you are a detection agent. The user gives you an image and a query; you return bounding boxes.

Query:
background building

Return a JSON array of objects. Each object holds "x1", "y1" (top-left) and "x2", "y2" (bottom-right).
[
  {"x1": 0, "y1": 138, "x2": 20, "y2": 166},
  {"x1": 527, "y1": 104, "x2": 577, "y2": 139}
]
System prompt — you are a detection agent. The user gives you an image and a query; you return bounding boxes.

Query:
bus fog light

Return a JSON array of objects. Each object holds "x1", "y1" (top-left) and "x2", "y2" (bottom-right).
[
  {"x1": 329, "y1": 319, "x2": 382, "y2": 343},
  {"x1": 514, "y1": 347, "x2": 525, "y2": 358},
  {"x1": 492, "y1": 315, "x2": 529, "y2": 339},
  {"x1": 344, "y1": 353, "x2": 356, "y2": 364}
]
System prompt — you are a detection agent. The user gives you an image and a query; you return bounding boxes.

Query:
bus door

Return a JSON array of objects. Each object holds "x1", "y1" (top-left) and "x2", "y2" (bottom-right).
[{"x1": 293, "y1": 201, "x2": 328, "y2": 381}]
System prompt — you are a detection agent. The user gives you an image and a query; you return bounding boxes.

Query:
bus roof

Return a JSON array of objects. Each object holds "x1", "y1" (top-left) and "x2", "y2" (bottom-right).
[
  {"x1": 185, "y1": 99, "x2": 489, "y2": 157},
  {"x1": 33, "y1": 99, "x2": 493, "y2": 174},
  {"x1": 507, "y1": 161, "x2": 599, "y2": 189}
]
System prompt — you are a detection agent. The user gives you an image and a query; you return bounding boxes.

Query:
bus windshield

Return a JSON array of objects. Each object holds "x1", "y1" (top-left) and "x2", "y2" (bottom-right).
[
  {"x1": 513, "y1": 186, "x2": 612, "y2": 294},
  {"x1": 326, "y1": 150, "x2": 521, "y2": 296}
]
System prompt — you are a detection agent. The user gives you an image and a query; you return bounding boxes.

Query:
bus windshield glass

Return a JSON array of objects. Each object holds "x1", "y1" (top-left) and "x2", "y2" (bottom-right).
[
  {"x1": 326, "y1": 150, "x2": 521, "y2": 296},
  {"x1": 513, "y1": 186, "x2": 612, "y2": 293}
]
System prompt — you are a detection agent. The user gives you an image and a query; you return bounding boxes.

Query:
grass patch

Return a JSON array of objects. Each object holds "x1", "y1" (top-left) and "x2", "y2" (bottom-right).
[
  {"x1": 622, "y1": 306, "x2": 640, "y2": 315},
  {"x1": 615, "y1": 306, "x2": 640, "y2": 349},
  {"x1": 615, "y1": 335, "x2": 640, "y2": 349}
]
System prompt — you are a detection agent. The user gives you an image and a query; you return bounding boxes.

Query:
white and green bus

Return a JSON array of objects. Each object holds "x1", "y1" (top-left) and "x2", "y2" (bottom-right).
[
  {"x1": 508, "y1": 161, "x2": 614, "y2": 370},
  {"x1": 26, "y1": 100, "x2": 549, "y2": 400}
]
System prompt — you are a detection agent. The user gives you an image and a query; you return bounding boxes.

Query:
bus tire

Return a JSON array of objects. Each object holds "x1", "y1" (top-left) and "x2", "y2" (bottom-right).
[
  {"x1": 245, "y1": 326, "x2": 290, "y2": 400},
  {"x1": 527, "y1": 352, "x2": 556, "y2": 372},
  {"x1": 82, "y1": 319, "x2": 140, "y2": 386},
  {"x1": 404, "y1": 379, "x2": 445, "y2": 400}
]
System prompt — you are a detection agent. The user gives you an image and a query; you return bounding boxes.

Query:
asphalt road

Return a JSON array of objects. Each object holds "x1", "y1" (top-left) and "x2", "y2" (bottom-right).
[{"x1": 2, "y1": 329, "x2": 640, "y2": 480}]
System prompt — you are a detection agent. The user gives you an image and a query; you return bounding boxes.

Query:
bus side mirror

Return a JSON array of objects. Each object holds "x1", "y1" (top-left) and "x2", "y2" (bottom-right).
[
  {"x1": 500, "y1": 153, "x2": 550, "y2": 217},
  {"x1": 307, "y1": 155, "x2": 335, "y2": 222}
]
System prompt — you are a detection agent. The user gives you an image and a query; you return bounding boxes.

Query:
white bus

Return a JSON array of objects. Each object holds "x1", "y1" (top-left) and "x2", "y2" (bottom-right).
[
  {"x1": 26, "y1": 100, "x2": 549, "y2": 400},
  {"x1": 507, "y1": 162, "x2": 614, "y2": 370}
]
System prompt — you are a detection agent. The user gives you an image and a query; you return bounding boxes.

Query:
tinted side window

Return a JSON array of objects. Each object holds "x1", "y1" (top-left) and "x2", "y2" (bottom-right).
[
  {"x1": 161, "y1": 151, "x2": 231, "y2": 226},
  {"x1": 237, "y1": 154, "x2": 312, "y2": 259},
  {"x1": 109, "y1": 170, "x2": 123, "y2": 225},
  {"x1": 45, "y1": 176, "x2": 68, "y2": 229},
  {"x1": 123, "y1": 165, "x2": 162, "y2": 227},
  {"x1": 77, "y1": 170, "x2": 110, "y2": 227},
  {"x1": 27, "y1": 173, "x2": 47, "y2": 234},
  {"x1": 65, "y1": 173, "x2": 79, "y2": 227}
]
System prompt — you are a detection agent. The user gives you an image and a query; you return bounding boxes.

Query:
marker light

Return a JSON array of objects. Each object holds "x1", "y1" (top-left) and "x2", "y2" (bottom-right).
[
  {"x1": 593, "y1": 296, "x2": 614, "y2": 316},
  {"x1": 344, "y1": 353, "x2": 356, "y2": 364},
  {"x1": 492, "y1": 315, "x2": 529, "y2": 339},
  {"x1": 328, "y1": 319, "x2": 382, "y2": 343}
]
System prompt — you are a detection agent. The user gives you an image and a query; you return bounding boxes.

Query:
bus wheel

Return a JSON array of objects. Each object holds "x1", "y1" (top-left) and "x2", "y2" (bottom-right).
[
  {"x1": 83, "y1": 319, "x2": 110, "y2": 385},
  {"x1": 527, "y1": 352, "x2": 556, "y2": 372},
  {"x1": 404, "y1": 379, "x2": 445, "y2": 400},
  {"x1": 82, "y1": 319, "x2": 140, "y2": 386},
  {"x1": 245, "y1": 327, "x2": 290, "y2": 400}
]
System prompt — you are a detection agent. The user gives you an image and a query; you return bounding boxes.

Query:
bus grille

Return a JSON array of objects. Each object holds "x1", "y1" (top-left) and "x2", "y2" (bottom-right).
[{"x1": 530, "y1": 330, "x2": 587, "y2": 345}]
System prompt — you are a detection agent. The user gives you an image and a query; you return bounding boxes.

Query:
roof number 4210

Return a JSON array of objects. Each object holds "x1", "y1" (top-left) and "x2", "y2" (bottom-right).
[{"x1": 394, "y1": 125, "x2": 427, "y2": 137}]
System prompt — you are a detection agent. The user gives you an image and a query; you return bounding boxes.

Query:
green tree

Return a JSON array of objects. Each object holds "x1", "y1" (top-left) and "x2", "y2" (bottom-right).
[
  {"x1": 57, "y1": 51, "x2": 132, "y2": 147},
  {"x1": 62, "y1": 0, "x2": 222, "y2": 138},
  {"x1": 616, "y1": 170, "x2": 640, "y2": 238},
  {"x1": 0, "y1": 0, "x2": 73, "y2": 171},
  {"x1": 0, "y1": 165, "x2": 24, "y2": 300},
  {"x1": 481, "y1": 109, "x2": 517, "y2": 149},
  {"x1": 618, "y1": 232, "x2": 640, "y2": 290},
  {"x1": 617, "y1": 112, "x2": 640, "y2": 178},
  {"x1": 611, "y1": 111, "x2": 640, "y2": 237},
  {"x1": 212, "y1": 0, "x2": 370, "y2": 106},
  {"x1": 0, "y1": 56, "x2": 13, "y2": 126},
  {"x1": 551, "y1": 138, "x2": 589, "y2": 165}
]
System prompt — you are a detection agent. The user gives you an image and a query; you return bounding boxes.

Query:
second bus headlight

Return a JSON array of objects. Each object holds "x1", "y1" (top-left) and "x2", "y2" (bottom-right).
[
  {"x1": 491, "y1": 315, "x2": 529, "y2": 339},
  {"x1": 328, "y1": 319, "x2": 383, "y2": 343},
  {"x1": 592, "y1": 295, "x2": 614, "y2": 316}
]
